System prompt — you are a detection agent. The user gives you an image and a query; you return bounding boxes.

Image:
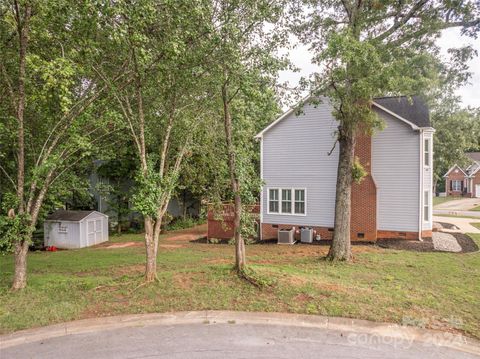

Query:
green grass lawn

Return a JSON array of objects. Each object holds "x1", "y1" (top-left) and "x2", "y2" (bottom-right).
[
  {"x1": 1, "y1": 229, "x2": 479, "y2": 340},
  {"x1": 432, "y1": 196, "x2": 457, "y2": 207},
  {"x1": 472, "y1": 223, "x2": 480, "y2": 230},
  {"x1": 471, "y1": 205, "x2": 480, "y2": 212}
]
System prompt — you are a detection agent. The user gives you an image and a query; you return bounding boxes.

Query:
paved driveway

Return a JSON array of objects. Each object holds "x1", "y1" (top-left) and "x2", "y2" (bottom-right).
[
  {"x1": 3, "y1": 322, "x2": 478, "y2": 359},
  {"x1": 435, "y1": 198, "x2": 480, "y2": 211},
  {"x1": 433, "y1": 216, "x2": 480, "y2": 234}
]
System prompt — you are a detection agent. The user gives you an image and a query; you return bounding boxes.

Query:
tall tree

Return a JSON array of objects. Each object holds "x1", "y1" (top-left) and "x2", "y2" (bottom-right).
[
  {"x1": 0, "y1": 0, "x2": 124, "y2": 289},
  {"x1": 295, "y1": 0, "x2": 480, "y2": 260},
  {"x1": 211, "y1": 0, "x2": 288, "y2": 272},
  {"x1": 94, "y1": 0, "x2": 217, "y2": 282}
]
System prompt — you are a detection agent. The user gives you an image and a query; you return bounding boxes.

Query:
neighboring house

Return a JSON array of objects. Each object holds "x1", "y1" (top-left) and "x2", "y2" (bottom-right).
[
  {"x1": 255, "y1": 96, "x2": 435, "y2": 241},
  {"x1": 88, "y1": 160, "x2": 200, "y2": 229},
  {"x1": 443, "y1": 153, "x2": 480, "y2": 198}
]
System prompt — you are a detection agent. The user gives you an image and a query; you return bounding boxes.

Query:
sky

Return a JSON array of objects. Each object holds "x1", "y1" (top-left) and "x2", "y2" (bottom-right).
[{"x1": 278, "y1": 28, "x2": 480, "y2": 108}]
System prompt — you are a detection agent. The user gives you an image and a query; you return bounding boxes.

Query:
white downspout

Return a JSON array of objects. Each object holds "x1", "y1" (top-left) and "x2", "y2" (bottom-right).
[
  {"x1": 259, "y1": 136, "x2": 264, "y2": 241},
  {"x1": 418, "y1": 130, "x2": 424, "y2": 241}
]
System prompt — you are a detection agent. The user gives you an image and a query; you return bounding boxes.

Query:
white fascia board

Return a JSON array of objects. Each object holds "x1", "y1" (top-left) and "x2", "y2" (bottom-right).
[{"x1": 371, "y1": 101, "x2": 420, "y2": 130}]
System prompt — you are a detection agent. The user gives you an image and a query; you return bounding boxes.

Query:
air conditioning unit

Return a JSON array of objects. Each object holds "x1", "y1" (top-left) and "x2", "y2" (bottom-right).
[
  {"x1": 278, "y1": 228, "x2": 295, "y2": 245},
  {"x1": 300, "y1": 227, "x2": 313, "y2": 243}
]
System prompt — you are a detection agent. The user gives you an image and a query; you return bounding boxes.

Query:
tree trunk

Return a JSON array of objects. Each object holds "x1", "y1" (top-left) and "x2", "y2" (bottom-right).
[
  {"x1": 12, "y1": 2, "x2": 31, "y2": 291},
  {"x1": 144, "y1": 216, "x2": 157, "y2": 282},
  {"x1": 328, "y1": 133, "x2": 355, "y2": 261},
  {"x1": 222, "y1": 83, "x2": 246, "y2": 271},
  {"x1": 12, "y1": 240, "x2": 29, "y2": 290}
]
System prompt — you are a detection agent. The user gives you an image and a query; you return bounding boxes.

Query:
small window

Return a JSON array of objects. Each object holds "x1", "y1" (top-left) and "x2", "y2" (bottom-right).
[
  {"x1": 424, "y1": 138, "x2": 430, "y2": 167},
  {"x1": 294, "y1": 189, "x2": 305, "y2": 214},
  {"x1": 269, "y1": 189, "x2": 279, "y2": 213},
  {"x1": 424, "y1": 190, "x2": 430, "y2": 222},
  {"x1": 58, "y1": 223, "x2": 67, "y2": 233},
  {"x1": 281, "y1": 189, "x2": 292, "y2": 213}
]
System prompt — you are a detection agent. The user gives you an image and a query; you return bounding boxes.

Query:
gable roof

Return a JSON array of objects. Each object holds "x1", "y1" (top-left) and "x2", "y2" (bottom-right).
[
  {"x1": 45, "y1": 210, "x2": 102, "y2": 222},
  {"x1": 255, "y1": 95, "x2": 431, "y2": 138},
  {"x1": 466, "y1": 152, "x2": 480, "y2": 163},
  {"x1": 373, "y1": 96, "x2": 430, "y2": 128},
  {"x1": 443, "y1": 164, "x2": 467, "y2": 178}
]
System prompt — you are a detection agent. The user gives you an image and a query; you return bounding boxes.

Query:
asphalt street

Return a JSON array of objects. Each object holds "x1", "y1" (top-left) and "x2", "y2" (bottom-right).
[{"x1": 2, "y1": 322, "x2": 477, "y2": 359}]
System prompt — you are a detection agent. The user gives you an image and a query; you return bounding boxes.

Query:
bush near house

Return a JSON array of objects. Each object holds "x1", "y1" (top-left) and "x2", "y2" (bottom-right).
[{"x1": 0, "y1": 231, "x2": 479, "y2": 340}]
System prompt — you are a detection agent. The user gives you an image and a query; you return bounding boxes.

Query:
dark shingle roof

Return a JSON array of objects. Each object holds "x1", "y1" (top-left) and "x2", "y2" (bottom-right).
[
  {"x1": 46, "y1": 210, "x2": 95, "y2": 221},
  {"x1": 467, "y1": 152, "x2": 480, "y2": 162},
  {"x1": 373, "y1": 96, "x2": 430, "y2": 128}
]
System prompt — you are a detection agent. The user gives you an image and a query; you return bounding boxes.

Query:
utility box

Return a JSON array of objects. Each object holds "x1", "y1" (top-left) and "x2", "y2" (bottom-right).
[
  {"x1": 278, "y1": 228, "x2": 295, "y2": 245},
  {"x1": 300, "y1": 227, "x2": 313, "y2": 243}
]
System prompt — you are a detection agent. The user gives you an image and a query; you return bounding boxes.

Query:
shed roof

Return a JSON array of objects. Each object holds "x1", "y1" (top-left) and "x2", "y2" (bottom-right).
[
  {"x1": 373, "y1": 96, "x2": 430, "y2": 128},
  {"x1": 45, "y1": 210, "x2": 100, "y2": 221}
]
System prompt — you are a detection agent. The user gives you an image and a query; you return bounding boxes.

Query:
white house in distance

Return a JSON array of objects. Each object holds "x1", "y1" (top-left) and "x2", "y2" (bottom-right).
[
  {"x1": 255, "y1": 96, "x2": 435, "y2": 241},
  {"x1": 44, "y1": 210, "x2": 109, "y2": 249}
]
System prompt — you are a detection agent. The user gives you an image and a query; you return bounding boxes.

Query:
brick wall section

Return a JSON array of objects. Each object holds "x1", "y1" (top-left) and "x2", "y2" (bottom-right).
[
  {"x1": 207, "y1": 204, "x2": 259, "y2": 240},
  {"x1": 377, "y1": 230, "x2": 432, "y2": 240},
  {"x1": 350, "y1": 133, "x2": 377, "y2": 241},
  {"x1": 445, "y1": 169, "x2": 466, "y2": 197}
]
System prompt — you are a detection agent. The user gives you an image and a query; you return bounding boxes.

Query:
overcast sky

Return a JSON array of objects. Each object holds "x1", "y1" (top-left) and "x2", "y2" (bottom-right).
[{"x1": 279, "y1": 28, "x2": 480, "y2": 108}]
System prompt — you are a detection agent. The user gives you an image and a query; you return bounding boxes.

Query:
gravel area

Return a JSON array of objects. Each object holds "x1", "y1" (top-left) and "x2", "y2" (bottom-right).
[
  {"x1": 433, "y1": 221, "x2": 460, "y2": 230},
  {"x1": 432, "y1": 232, "x2": 462, "y2": 252},
  {"x1": 377, "y1": 233, "x2": 478, "y2": 253}
]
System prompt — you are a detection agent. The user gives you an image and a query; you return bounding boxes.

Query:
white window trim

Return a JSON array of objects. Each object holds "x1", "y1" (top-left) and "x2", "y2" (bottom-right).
[
  {"x1": 267, "y1": 187, "x2": 307, "y2": 216},
  {"x1": 267, "y1": 188, "x2": 280, "y2": 214}
]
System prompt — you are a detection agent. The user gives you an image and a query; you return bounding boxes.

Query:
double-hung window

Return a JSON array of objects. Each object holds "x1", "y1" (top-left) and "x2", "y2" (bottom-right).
[
  {"x1": 294, "y1": 189, "x2": 305, "y2": 214},
  {"x1": 268, "y1": 188, "x2": 306, "y2": 215},
  {"x1": 269, "y1": 189, "x2": 279, "y2": 213},
  {"x1": 424, "y1": 138, "x2": 431, "y2": 167},
  {"x1": 281, "y1": 189, "x2": 292, "y2": 213},
  {"x1": 423, "y1": 190, "x2": 430, "y2": 222}
]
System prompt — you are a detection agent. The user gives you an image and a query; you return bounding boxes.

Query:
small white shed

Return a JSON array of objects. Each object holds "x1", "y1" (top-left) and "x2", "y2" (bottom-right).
[{"x1": 44, "y1": 210, "x2": 109, "y2": 249}]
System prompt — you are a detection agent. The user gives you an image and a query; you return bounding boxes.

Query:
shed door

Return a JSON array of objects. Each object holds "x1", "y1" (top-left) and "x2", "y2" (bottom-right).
[
  {"x1": 87, "y1": 220, "x2": 95, "y2": 246},
  {"x1": 95, "y1": 219, "x2": 103, "y2": 243}
]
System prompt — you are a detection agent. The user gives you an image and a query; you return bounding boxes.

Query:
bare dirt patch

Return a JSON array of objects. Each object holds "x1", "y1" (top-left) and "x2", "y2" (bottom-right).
[
  {"x1": 104, "y1": 242, "x2": 141, "y2": 249},
  {"x1": 159, "y1": 244, "x2": 185, "y2": 249},
  {"x1": 164, "y1": 224, "x2": 207, "y2": 242},
  {"x1": 173, "y1": 273, "x2": 193, "y2": 289}
]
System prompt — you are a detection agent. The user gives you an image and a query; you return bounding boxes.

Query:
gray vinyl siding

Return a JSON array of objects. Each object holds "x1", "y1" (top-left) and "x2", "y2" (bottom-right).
[
  {"x1": 262, "y1": 99, "x2": 339, "y2": 227},
  {"x1": 372, "y1": 109, "x2": 420, "y2": 232}
]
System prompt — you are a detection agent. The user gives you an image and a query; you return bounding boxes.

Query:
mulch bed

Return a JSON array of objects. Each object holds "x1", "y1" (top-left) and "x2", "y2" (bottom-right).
[
  {"x1": 451, "y1": 233, "x2": 479, "y2": 253},
  {"x1": 377, "y1": 233, "x2": 478, "y2": 253},
  {"x1": 376, "y1": 238, "x2": 435, "y2": 252}
]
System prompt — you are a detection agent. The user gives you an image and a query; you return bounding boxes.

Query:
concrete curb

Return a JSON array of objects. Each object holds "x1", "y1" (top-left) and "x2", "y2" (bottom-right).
[{"x1": 1, "y1": 311, "x2": 479, "y2": 356}]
